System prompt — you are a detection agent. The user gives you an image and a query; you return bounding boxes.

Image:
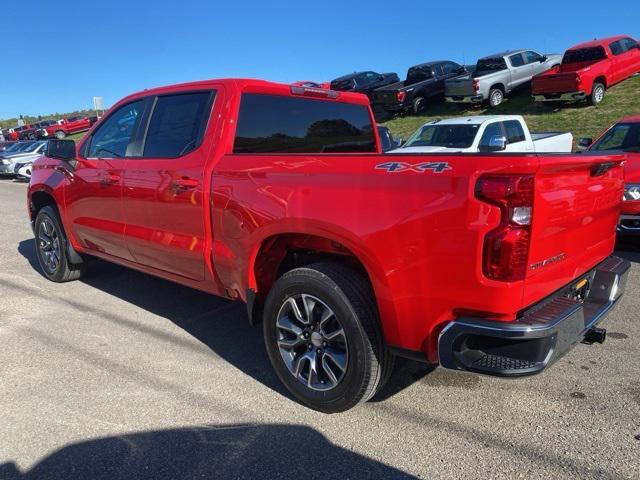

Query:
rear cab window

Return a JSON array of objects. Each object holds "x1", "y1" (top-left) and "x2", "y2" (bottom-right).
[
  {"x1": 233, "y1": 94, "x2": 376, "y2": 154},
  {"x1": 562, "y1": 47, "x2": 607, "y2": 64},
  {"x1": 476, "y1": 57, "x2": 507, "y2": 73}
]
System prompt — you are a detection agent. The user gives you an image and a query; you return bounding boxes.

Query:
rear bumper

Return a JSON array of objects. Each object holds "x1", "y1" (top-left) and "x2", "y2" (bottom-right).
[
  {"x1": 532, "y1": 91, "x2": 586, "y2": 102},
  {"x1": 438, "y1": 256, "x2": 629, "y2": 377},
  {"x1": 445, "y1": 94, "x2": 484, "y2": 104}
]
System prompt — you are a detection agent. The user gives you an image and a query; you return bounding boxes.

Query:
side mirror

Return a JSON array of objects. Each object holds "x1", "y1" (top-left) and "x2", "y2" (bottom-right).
[
  {"x1": 577, "y1": 137, "x2": 593, "y2": 151},
  {"x1": 540, "y1": 55, "x2": 548, "y2": 63},
  {"x1": 486, "y1": 135, "x2": 507, "y2": 152},
  {"x1": 46, "y1": 139, "x2": 76, "y2": 161}
]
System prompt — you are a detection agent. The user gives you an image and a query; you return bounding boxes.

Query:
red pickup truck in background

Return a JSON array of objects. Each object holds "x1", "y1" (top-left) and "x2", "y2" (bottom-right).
[
  {"x1": 28, "y1": 78, "x2": 629, "y2": 412},
  {"x1": 579, "y1": 115, "x2": 640, "y2": 233},
  {"x1": 532, "y1": 35, "x2": 640, "y2": 105},
  {"x1": 40, "y1": 115, "x2": 97, "y2": 139}
]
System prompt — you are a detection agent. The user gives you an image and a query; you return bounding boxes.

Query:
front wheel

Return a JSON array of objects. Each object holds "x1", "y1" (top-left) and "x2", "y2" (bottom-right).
[
  {"x1": 263, "y1": 263, "x2": 393, "y2": 413},
  {"x1": 590, "y1": 83, "x2": 605, "y2": 105},
  {"x1": 34, "y1": 206, "x2": 85, "y2": 282}
]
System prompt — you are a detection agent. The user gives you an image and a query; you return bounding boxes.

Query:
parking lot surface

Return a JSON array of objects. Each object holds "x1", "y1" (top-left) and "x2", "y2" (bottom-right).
[{"x1": 1, "y1": 180, "x2": 639, "y2": 479}]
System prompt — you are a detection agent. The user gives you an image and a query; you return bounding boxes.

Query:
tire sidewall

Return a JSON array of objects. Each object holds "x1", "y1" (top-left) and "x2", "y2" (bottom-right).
[
  {"x1": 263, "y1": 270, "x2": 375, "y2": 412},
  {"x1": 412, "y1": 97, "x2": 425, "y2": 114},
  {"x1": 591, "y1": 83, "x2": 605, "y2": 105},
  {"x1": 55, "y1": 130, "x2": 66, "y2": 139},
  {"x1": 489, "y1": 89, "x2": 503, "y2": 107},
  {"x1": 34, "y1": 206, "x2": 69, "y2": 282}
]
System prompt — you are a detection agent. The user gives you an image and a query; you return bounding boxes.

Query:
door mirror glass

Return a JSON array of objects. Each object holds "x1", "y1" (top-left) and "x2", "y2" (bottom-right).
[
  {"x1": 487, "y1": 135, "x2": 507, "y2": 151},
  {"x1": 46, "y1": 139, "x2": 76, "y2": 161}
]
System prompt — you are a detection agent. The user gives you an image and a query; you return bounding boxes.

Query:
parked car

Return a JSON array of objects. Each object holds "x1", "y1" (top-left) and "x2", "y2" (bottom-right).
[
  {"x1": 40, "y1": 116, "x2": 94, "y2": 139},
  {"x1": 13, "y1": 159, "x2": 34, "y2": 180},
  {"x1": 18, "y1": 120, "x2": 59, "y2": 140},
  {"x1": 330, "y1": 71, "x2": 399, "y2": 100},
  {"x1": 445, "y1": 50, "x2": 562, "y2": 107},
  {"x1": 577, "y1": 115, "x2": 640, "y2": 233},
  {"x1": 371, "y1": 61, "x2": 467, "y2": 116},
  {"x1": 0, "y1": 141, "x2": 46, "y2": 177},
  {"x1": 377, "y1": 125, "x2": 402, "y2": 152},
  {"x1": 29, "y1": 78, "x2": 628, "y2": 412},
  {"x1": 532, "y1": 36, "x2": 640, "y2": 105},
  {"x1": 391, "y1": 115, "x2": 572, "y2": 153}
]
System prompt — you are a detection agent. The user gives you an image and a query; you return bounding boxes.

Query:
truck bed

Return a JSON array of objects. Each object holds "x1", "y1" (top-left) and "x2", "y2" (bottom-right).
[{"x1": 531, "y1": 131, "x2": 573, "y2": 153}]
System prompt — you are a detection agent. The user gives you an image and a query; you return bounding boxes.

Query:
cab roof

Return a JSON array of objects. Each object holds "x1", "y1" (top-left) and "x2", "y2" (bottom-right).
[
  {"x1": 425, "y1": 115, "x2": 524, "y2": 126},
  {"x1": 568, "y1": 35, "x2": 630, "y2": 50},
  {"x1": 620, "y1": 114, "x2": 640, "y2": 123}
]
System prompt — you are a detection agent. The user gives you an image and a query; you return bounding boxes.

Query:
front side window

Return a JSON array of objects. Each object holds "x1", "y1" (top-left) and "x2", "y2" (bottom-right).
[
  {"x1": 509, "y1": 53, "x2": 525, "y2": 67},
  {"x1": 87, "y1": 100, "x2": 143, "y2": 158},
  {"x1": 143, "y1": 92, "x2": 213, "y2": 157},
  {"x1": 592, "y1": 123, "x2": 640, "y2": 152},
  {"x1": 524, "y1": 51, "x2": 543, "y2": 64},
  {"x1": 503, "y1": 121, "x2": 526, "y2": 143},
  {"x1": 234, "y1": 94, "x2": 376, "y2": 154},
  {"x1": 403, "y1": 124, "x2": 480, "y2": 149},
  {"x1": 479, "y1": 122, "x2": 504, "y2": 148},
  {"x1": 621, "y1": 38, "x2": 639, "y2": 52}
]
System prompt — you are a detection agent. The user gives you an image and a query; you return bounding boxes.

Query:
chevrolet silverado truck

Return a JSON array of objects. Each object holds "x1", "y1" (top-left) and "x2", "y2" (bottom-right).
[
  {"x1": 445, "y1": 50, "x2": 562, "y2": 107},
  {"x1": 28, "y1": 79, "x2": 629, "y2": 413},
  {"x1": 40, "y1": 116, "x2": 95, "y2": 139},
  {"x1": 390, "y1": 115, "x2": 572, "y2": 154},
  {"x1": 371, "y1": 60, "x2": 467, "y2": 116},
  {"x1": 578, "y1": 115, "x2": 640, "y2": 234},
  {"x1": 532, "y1": 36, "x2": 640, "y2": 105}
]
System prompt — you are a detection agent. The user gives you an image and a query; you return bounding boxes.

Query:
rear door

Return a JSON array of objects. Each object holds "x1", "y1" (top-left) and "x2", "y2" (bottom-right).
[
  {"x1": 66, "y1": 99, "x2": 146, "y2": 260},
  {"x1": 122, "y1": 89, "x2": 217, "y2": 281}
]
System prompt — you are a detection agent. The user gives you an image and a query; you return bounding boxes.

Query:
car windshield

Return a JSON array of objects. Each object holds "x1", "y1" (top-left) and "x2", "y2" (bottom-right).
[
  {"x1": 403, "y1": 124, "x2": 481, "y2": 148},
  {"x1": 475, "y1": 58, "x2": 507, "y2": 73},
  {"x1": 591, "y1": 123, "x2": 640, "y2": 152},
  {"x1": 562, "y1": 47, "x2": 606, "y2": 64},
  {"x1": 2, "y1": 143, "x2": 23, "y2": 153}
]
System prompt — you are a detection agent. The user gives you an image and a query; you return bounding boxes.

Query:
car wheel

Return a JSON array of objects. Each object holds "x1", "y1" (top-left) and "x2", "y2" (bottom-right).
[
  {"x1": 590, "y1": 83, "x2": 605, "y2": 105},
  {"x1": 34, "y1": 206, "x2": 85, "y2": 282},
  {"x1": 55, "y1": 130, "x2": 66, "y2": 139},
  {"x1": 488, "y1": 88, "x2": 504, "y2": 107},
  {"x1": 263, "y1": 263, "x2": 393, "y2": 413},
  {"x1": 412, "y1": 96, "x2": 426, "y2": 115}
]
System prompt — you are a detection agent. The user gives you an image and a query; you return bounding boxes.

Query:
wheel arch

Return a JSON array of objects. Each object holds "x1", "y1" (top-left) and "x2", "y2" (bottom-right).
[
  {"x1": 490, "y1": 83, "x2": 506, "y2": 93},
  {"x1": 593, "y1": 76, "x2": 607, "y2": 89}
]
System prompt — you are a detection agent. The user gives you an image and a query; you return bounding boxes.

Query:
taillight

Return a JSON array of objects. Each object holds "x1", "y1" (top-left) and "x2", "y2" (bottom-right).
[
  {"x1": 472, "y1": 79, "x2": 480, "y2": 93},
  {"x1": 396, "y1": 91, "x2": 406, "y2": 103},
  {"x1": 476, "y1": 175, "x2": 534, "y2": 282}
]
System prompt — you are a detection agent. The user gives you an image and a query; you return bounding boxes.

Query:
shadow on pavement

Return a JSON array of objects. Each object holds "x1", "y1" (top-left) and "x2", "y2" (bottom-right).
[
  {"x1": 17, "y1": 239, "x2": 429, "y2": 405},
  {"x1": 0, "y1": 423, "x2": 417, "y2": 480},
  {"x1": 615, "y1": 238, "x2": 640, "y2": 263}
]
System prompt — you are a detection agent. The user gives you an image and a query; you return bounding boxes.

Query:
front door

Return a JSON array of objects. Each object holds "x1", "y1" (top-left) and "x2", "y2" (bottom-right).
[
  {"x1": 122, "y1": 90, "x2": 217, "y2": 281},
  {"x1": 66, "y1": 99, "x2": 145, "y2": 260}
]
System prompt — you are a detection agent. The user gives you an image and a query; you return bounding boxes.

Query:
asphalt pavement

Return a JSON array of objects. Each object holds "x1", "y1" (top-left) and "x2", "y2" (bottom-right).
[{"x1": 1, "y1": 179, "x2": 639, "y2": 479}]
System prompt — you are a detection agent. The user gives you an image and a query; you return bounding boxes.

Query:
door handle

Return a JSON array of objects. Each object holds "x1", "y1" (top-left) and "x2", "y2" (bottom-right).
[
  {"x1": 172, "y1": 177, "x2": 199, "y2": 191},
  {"x1": 100, "y1": 173, "x2": 120, "y2": 186}
]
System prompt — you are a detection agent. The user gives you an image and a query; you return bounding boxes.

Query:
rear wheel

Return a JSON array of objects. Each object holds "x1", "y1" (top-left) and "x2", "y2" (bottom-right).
[
  {"x1": 488, "y1": 88, "x2": 504, "y2": 107},
  {"x1": 34, "y1": 206, "x2": 85, "y2": 282},
  {"x1": 263, "y1": 263, "x2": 393, "y2": 413},
  {"x1": 412, "y1": 96, "x2": 426, "y2": 114},
  {"x1": 590, "y1": 83, "x2": 605, "y2": 105},
  {"x1": 55, "y1": 130, "x2": 66, "y2": 139}
]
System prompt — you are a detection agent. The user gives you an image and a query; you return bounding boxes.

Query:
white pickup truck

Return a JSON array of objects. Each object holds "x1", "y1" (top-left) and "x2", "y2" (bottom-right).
[{"x1": 390, "y1": 115, "x2": 573, "y2": 154}]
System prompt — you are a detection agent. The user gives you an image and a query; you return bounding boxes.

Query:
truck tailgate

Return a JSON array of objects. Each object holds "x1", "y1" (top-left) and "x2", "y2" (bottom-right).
[
  {"x1": 533, "y1": 72, "x2": 578, "y2": 94},
  {"x1": 523, "y1": 153, "x2": 625, "y2": 307},
  {"x1": 445, "y1": 77, "x2": 475, "y2": 97}
]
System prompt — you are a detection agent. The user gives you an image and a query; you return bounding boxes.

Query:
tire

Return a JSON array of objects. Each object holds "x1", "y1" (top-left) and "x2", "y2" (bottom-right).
[
  {"x1": 55, "y1": 130, "x2": 66, "y2": 139},
  {"x1": 488, "y1": 88, "x2": 504, "y2": 107},
  {"x1": 590, "y1": 83, "x2": 605, "y2": 105},
  {"x1": 263, "y1": 263, "x2": 393, "y2": 413},
  {"x1": 34, "y1": 206, "x2": 85, "y2": 282},
  {"x1": 412, "y1": 96, "x2": 426, "y2": 115}
]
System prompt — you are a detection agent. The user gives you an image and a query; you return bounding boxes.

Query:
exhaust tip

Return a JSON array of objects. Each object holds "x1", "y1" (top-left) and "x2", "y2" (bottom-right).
[{"x1": 582, "y1": 327, "x2": 606, "y2": 345}]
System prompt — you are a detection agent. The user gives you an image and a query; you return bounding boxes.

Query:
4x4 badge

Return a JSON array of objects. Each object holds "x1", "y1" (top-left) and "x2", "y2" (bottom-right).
[{"x1": 375, "y1": 161, "x2": 452, "y2": 173}]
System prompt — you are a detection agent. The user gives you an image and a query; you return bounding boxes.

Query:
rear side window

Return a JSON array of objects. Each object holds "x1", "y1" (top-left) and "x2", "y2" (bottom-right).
[
  {"x1": 406, "y1": 66, "x2": 433, "y2": 84},
  {"x1": 87, "y1": 100, "x2": 144, "y2": 158},
  {"x1": 509, "y1": 53, "x2": 525, "y2": 67},
  {"x1": 562, "y1": 47, "x2": 606, "y2": 64},
  {"x1": 503, "y1": 121, "x2": 526, "y2": 143},
  {"x1": 234, "y1": 94, "x2": 376, "y2": 154},
  {"x1": 143, "y1": 92, "x2": 213, "y2": 157}
]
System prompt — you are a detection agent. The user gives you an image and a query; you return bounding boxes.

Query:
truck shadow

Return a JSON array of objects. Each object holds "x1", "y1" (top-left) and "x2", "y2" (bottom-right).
[
  {"x1": 0, "y1": 423, "x2": 417, "y2": 480},
  {"x1": 17, "y1": 239, "x2": 429, "y2": 405}
]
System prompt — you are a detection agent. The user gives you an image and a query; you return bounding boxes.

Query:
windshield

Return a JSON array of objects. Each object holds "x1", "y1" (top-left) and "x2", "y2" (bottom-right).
[
  {"x1": 591, "y1": 123, "x2": 640, "y2": 152},
  {"x1": 404, "y1": 124, "x2": 480, "y2": 149},
  {"x1": 562, "y1": 47, "x2": 606, "y2": 64},
  {"x1": 2, "y1": 143, "x2": 23, "y2": 153},
  {"x1": 475, "y1": 58, "x2": 507, "y2": 73}
]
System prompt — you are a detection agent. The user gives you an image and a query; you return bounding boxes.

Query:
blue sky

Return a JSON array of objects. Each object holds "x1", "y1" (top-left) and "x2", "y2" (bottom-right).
[{"x1": 1, "y1": 0, "x2": 638, "y2": 118}]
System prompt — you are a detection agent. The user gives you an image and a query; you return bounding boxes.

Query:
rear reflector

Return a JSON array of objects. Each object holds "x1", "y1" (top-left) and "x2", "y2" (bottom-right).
[
  {"x1": 476, "y1": 175, "x2": 534, "y2": 281},
  {"x1": 290, "y1": 86, "x2": 339, "y2": 99}
]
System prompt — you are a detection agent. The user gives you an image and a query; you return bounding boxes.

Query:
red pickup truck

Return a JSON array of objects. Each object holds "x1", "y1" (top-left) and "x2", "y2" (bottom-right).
[
  {"x1": 28, "y1": 79, "x2": 629, "y2": 412},
  {"x1": 579, "y1": 115, "x2": 640, "y2": 233},
  {"x1": 532, "y1": 35, "x2": 640, "y2": 105},
  {"x1": 41, "y1": 116, "x2": 96, "y2": 139}
]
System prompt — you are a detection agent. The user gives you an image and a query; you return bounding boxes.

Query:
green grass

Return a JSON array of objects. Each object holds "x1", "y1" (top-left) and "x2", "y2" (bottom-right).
[{"x1": 383, "y1": 75, "x2": 640, "y2": 144}]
